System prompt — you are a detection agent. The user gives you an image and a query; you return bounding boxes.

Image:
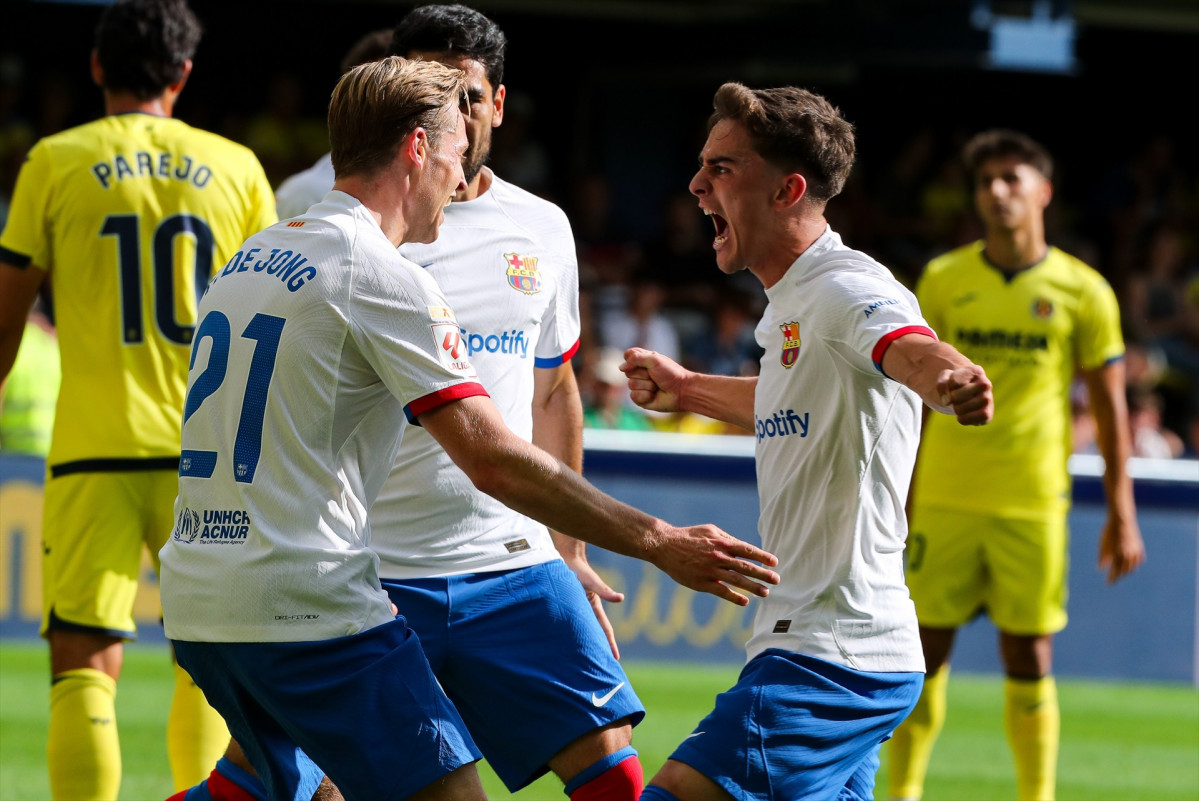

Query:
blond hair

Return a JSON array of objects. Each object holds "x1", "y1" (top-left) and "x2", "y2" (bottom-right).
[{"x1": 328, "y1": 55, "x2": 466, "y2": 179}]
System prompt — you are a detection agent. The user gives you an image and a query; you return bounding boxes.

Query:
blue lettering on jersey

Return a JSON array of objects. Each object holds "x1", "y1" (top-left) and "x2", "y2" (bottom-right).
[
  {"x1": 173, "y1": 507, "x2": 251, "y2": 543},
  {"x1": 90, "y1": 150, "x2": 214, "y2": 190},
  {"x1": 864, "y1": 298, "x2": 900, "y2": 318},
  {"x1": 754, "y1": 409, "x2": 809, "y2": 442},
  {"x1": 209, "y1": 248, "x2": 316, "y2": 294},
  {"x1": 461, "y1": 328, "x2": 530, "y2": 359}
]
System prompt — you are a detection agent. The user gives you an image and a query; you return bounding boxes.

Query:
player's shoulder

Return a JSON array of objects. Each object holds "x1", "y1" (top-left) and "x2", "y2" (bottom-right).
[
  {"x1": 1043, "y1": 246, "x2": 1109, "y2": 287},
  {"x1": 164, "y1": 118, "x2": 264, "y2": 165},
  {"x1": 804, "y1": 231, "x2": 906, "y2": 296},
  {"x1": 923, "y1": 241, "x2": 985, "y2": 277},
  {"x1": 486, "y1": 173, "x2": 574, "y2": 236}
]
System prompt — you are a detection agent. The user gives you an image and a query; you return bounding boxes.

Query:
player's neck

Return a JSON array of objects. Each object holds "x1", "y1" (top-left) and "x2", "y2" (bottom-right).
[
  {"x1": 104, "y1": 92, "x2": 174, "y2": 118},
  {"x1": 753, "y1": 214, "x2": 828, "y2": 289},
  {"x1": 456, "y1": 167, "x2": 493, "y2": 203},
  {"x1": 983, "y1": 226, "x2": 1047, "y2": 273}
]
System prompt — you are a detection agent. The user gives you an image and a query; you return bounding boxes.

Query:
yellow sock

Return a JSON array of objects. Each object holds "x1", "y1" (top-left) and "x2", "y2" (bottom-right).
[
  {"x1": 887, "y1": 666, "x2": 950, "y2": 801},
  {"x1": 167, "y1": 662, "x2": 231, "y2": 791},
  {"x1": 48, "y1": 668, "x2": 121, "y2": 801},
  {"x1": 1005, "y1": 675, "x2": 1059, "y2": 801}
]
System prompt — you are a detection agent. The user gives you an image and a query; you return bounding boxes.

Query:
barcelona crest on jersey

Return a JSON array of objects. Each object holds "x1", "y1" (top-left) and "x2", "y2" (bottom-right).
[
  {"x1": 780, "y1": 321, "x2": 801, "y2": 368},
  {"x1": 505, "y1": 252, "x2": 542, "y2": 294},
  {"x1": 1031, "y1": 297, "x2": 1054, "y2": 319}
]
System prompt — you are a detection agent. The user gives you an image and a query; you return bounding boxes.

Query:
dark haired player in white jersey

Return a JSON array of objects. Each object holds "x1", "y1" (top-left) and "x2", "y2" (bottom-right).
[{"x1": 624, "y1": 82, "x2": 993, "y2": 801}]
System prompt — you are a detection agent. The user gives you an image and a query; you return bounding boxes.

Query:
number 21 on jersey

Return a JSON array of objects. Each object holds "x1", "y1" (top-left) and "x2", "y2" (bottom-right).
[{"x1": 180, "y1": 311, "x2": 285, "y2": 484}]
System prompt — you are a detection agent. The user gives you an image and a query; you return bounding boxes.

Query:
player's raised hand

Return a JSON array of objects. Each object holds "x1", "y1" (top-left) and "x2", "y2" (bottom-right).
[
  {"x1": 936, "y1": 364, "x2": 993, "y2": 426},
  {"x1": 650, "y1": 524, "x2": 780, "y2": 606},
  {"x1": 621, "y1": 347, "x2": 687, "y2": 413}
]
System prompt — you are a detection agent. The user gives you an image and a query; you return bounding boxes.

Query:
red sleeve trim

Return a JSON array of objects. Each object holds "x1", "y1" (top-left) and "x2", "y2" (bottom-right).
[
  {"x1": 872, "y1": 325, "x2": 938, "y2": 375},
  {"x1": 404, "y1": 382, "x2": 489, "y2": 425}
]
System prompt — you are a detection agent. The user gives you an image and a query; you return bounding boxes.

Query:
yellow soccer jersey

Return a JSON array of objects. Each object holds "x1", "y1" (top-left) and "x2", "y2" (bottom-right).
[
  {"x1": 912, "y1": 242, "x2": 1124, "y2": 518},
  {"x1": 0, "y1": 113, "x2": 277, "y2": 469}
]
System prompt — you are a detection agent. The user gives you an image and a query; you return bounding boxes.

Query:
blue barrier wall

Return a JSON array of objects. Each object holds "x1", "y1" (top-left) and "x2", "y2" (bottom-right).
[{"x1": 2, "y1": 436, "x2": 1196, "y2": 684}]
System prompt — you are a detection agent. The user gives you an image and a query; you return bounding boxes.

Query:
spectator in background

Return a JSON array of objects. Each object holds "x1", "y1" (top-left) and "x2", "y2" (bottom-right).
[
  {"x1": 0, "y1": 295, "x2": 59, "y2": 457},
  {"x1": 0, "y1": 1, "x2": 277, "y2": 797},
  {"x1": 1126, "y1": 384, "x2": 1184, "y2": 459},
  {"x1": 599, "y1": 269, "x2": 681, "y2": 363},
  {"x1": 489, "y1": 91, "x2": 552, "y2": 198},
  {"x1": 684, "y1": 288, "x2": 762, "y2": 377},
  {"x1": 570, "y1": 172, "x2": 644, "y2": 322},
  {"x1": 1126, "y1": 222, "x2": 1199, "y2": 442},
  {"x1": 583, "y1": 348, "x2": 655, "y2": 431},
  {"x1": 889, "y1": 129, "x2": 1145, "y2": 801}
]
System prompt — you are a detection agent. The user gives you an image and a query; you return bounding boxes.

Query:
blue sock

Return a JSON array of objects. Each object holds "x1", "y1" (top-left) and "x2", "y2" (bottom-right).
[
  {"x1": 640, "y1": 786, "x2": 681, "y2": 801},
  {"x1": 563, "y1": 745, "x2": 638, "y2": 796}
]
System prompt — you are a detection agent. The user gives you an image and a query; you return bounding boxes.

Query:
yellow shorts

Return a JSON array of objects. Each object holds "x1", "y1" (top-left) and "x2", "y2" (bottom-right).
[
  {"x1": 904, "y1": 506, "x2": 1068, "y2": 636},
  {"x1": 41, "y1": 469, "x2": 178, "y2": 639}
]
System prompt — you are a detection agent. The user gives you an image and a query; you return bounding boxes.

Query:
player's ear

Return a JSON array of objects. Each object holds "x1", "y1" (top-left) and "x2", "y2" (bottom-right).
[
  {"x1": 90, "y1": 50, "x2": 103, "y2": 88},
  {"x1": 170, "y1": 58, "x2": 194, "y2": 94},
  {"x1": 1040, "y1": 177, "x2": 1054, "y2": 209},
  {"x1": 775, "y1": 172, "x2": 806, "y2": 209},
  {"x1": 491, "y1": 83, "x2": 506, "y2": 128},
  {"x1": 406, "y1": 127, "x2": 432, "y2": 171}
]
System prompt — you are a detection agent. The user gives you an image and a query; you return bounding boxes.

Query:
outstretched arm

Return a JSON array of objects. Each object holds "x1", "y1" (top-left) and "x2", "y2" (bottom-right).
[
  {"x1": 621, "y1": 346, "x2": 757, "y2": 430},
  {"x1": 880, "y1": 332, "x2": 993, "y2": 425},
  {"x1": 533, "y1": 362, "x2": 625, "y2": 657},
  {"x1": 1082, "y1": 360, "x2": 1145, "y2": 583},
  {"x1": 420, "y1": 394, "x2": 780, "y2": 606}
]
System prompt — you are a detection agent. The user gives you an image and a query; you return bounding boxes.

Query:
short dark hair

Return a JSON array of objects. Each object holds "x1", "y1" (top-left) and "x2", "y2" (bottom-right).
[
  {"x1": 708, "y1": 82, "x2": 855, "y2": 203},
  {"x1": 963, "y1": 129, "x2": 1054, "y2": 182},
  {"x1": 94, "y1": 0, "x2": 202, "y2": 100},
  {"x1": 390, "y1": 4, "x2": 506, "y2": 91},
  {"x1": 340, "y1": 29, "x2": 394, "y2": 75},
  {"x1": 328, "y1": 55, "x2": 466, "y2": 179}
]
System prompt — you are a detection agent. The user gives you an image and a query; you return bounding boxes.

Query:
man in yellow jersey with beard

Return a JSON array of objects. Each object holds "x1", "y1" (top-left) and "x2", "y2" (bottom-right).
[
  {"x1": 0, "y1": 1, "x2": 276, "y2": 798},
  {"x1": 887, "y1": 129, "x2": 1146, "y2": 801}
]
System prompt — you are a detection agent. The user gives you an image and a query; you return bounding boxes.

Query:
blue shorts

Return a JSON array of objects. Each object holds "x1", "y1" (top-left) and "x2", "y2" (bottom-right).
[
  {"x1": 669, "y1": 649, "x2": 922, "y2": 801},
  {"x1": 172, "y1": 619, "x2": 481, "y2": 801},
  {"x1": 382, "y1": 560, "x2": 645, "y2": 790}
]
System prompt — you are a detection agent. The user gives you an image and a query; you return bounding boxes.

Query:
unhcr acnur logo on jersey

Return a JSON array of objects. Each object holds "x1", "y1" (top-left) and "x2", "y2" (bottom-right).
[{"x1": 172, "y1": 507, "x2": 251, "y2": 544}]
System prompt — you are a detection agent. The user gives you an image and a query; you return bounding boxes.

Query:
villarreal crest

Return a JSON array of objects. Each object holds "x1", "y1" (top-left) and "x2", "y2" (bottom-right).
[
  {"x1": 780, "y1": 321, "x2": 801, "y2": 368},
  {"x1": 1031, "y1": 297, "x2": 1054, "y2": 319},
  {"x1": 505, "y1": 252, "x2": 542, "y2": 294}
]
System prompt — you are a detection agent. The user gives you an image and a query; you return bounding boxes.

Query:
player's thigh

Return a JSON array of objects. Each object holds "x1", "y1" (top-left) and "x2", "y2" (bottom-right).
[
  {"x1": 667, "y1": 650, "x2": 921, "y2": 801},
  {"x1": 904, "y1": 506, "x2": 988, "y2": 628},
  {"x1": 176, "y1": 619, "x2": 481, "y2": 801},
  {"x1": 391, "y1": 562, "x2": 645, "y2": 791},
  {"x1": 171, "y1": 640, "x2": 324, "y2": 801},
  {"x1": 41, "y1": 471, "x2": 165, "y2": 638},
  {"x1": 985, "y1": 514, "x2": 1068, "y2": 635}
]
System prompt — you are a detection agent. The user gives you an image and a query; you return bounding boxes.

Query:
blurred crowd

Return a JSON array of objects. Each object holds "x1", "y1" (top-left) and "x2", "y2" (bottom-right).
[{"x1": 1, "y1": 51, "x2": 1196, "y2": 457}]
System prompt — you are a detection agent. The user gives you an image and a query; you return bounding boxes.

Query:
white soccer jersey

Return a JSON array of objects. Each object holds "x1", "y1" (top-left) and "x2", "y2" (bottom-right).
[
  {"x1": 746, "y1": 227, "x2": 929, "y2": 672},
  {"x1": 274, "y1": 153, "x2": 335, "y2": 219},
  {"x1": 159, "y1": 191, "x2": 487, "y2": 642},
  {"x1": 370, "y1": 173, "x2": 582, "y2": 578}
]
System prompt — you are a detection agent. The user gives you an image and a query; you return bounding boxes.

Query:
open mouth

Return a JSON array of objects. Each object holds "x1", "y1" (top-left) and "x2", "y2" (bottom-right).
[{"x1": 704, "y1": 208, "x2": 729, "y2": 246}]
